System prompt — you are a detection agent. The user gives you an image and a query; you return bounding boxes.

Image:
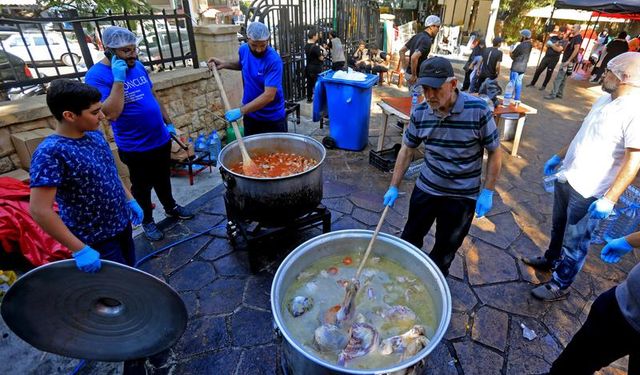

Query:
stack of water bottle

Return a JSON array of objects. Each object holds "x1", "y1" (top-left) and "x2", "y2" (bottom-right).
[
  {"x1": 591, "y1": 185, "x2": 640, "y2": 244},
  {"x1": 192, "y1": 129, "x2": 222, "y2": 166},
  {"x1": 543, "y1": 169, "x2": 640, "y2": 243}
]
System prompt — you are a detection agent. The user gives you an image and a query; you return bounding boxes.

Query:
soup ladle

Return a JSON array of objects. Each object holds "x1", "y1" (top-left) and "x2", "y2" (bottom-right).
[{"x1": 211, "y1": 64, "x2": 260, "y2": 176}]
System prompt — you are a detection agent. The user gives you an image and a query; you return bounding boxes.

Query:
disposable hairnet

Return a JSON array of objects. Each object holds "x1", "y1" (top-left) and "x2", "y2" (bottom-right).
[
  {"x1": 247, "y1": 22, "x2": 270, "y2": 41},
  {"x1": 425, "y1": 15, "x2": 441, "y2": 27},
  {"x1": 607, "y1": 52, "x2": 640, "y2": 87},
  {"x1": 520, "y1": 29, "x2": 531, "y2": 38},
  {"x1": 102, "y1": 26, "x2": 138, "y2": 49}
]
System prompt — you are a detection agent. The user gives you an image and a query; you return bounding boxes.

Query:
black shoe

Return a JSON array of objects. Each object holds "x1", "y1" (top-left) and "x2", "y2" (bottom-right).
[
  {"x1": 538, "y1": 86, "x2": 546, "y2": 91},
  {"x1": 525, "y1": 84, "x2": 535, "y2": 87},
  {"x1": 556, "y1": 95, "x2": 563, "y2": 99},
  {"x1": 142, "y1": 222, "x2": 164, "y2": 241},
  {"x1": 544, "y1": 94, "x2": 556, "y2": 100},
  {"x1": 521, "y1": 256, "x2": 554, "y2": 271},
  {"x1": 165, "y1": 205, "x2": 195, "y2": 220}
]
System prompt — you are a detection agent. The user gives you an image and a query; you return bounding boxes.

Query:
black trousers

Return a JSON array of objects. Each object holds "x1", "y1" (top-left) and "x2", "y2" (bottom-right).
[
  {"x1": 462, "y1": 69, "x2": 473, "y2": 91},
  {"x1": 118, "y1": 141, "x2": 176, "y2": 224},
  {"x1": 90, "y1": 225, "x2": 135, "y2": 267},
  {"x1": 550, "y1": 287, "x2": 640, "y2": 374},
  {"x1": 306, "y1": 65, "x2": 322, "y2": 101},
  {"x1": 332, "y1": 61, "x2": 346, "y2": 71},
  {"x1": 243, "y1": 115, "x2": 288, "y2": 137},
  {"x1": 530, "y1": 55, "x2": 560, "y2": 88},
  {"x1": 400, "y1": 187, "x2": 476, "y2": 276}
]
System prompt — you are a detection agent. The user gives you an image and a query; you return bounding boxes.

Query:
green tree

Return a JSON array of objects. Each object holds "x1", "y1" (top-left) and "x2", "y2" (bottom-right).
[
  {"x1": 37, "y1": 0, "x2": 150, "y2": 14},
  {"x1": 499, "y1": 0, "x2": 553, "y2": 43}
]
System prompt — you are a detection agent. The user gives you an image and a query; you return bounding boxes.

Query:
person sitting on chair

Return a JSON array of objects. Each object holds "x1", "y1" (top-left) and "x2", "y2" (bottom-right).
[{"x1": 352, "y1": 40, "x2": 371, "y2": 72}]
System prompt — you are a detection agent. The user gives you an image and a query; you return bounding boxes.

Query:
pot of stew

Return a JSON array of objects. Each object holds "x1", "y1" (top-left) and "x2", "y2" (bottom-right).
[
  {"x1": 272, "y1": 230, "x2": 452, "y2": 375},
  {"x1": 218, "y1": 133, "x2": 325, "y2": 225}
]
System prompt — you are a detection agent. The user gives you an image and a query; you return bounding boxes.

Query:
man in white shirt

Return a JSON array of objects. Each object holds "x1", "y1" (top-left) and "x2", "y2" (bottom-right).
[{"x1": 523, "y1": 52, "x2": 640, "y2": 301}]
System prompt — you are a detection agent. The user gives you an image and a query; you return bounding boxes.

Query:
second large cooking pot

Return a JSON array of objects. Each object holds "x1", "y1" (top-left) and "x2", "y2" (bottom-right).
[{"x1": 218, "y1": 133, "x2": 326, "y2": 226}]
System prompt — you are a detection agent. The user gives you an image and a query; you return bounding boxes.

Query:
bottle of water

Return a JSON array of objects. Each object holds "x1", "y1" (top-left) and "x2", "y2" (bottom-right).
[
  {"x1": 605, "y1": 186, "x2": 640, "y2": 240},
  {"x1": 410, "y1": 91, "x2": 419, "y2": 116},
  {"x1": 504, "y1": 80, "x2": 514, "y2": 106},
  {"x1": 208, "y1": 130, "x2": 222, "y2": 164},
  {"x1": 195, "y1": 133, "x2": 207, "y2": 153},
  {"x1": 543, "y1": 174, "x2": 557, "y2": 193}
]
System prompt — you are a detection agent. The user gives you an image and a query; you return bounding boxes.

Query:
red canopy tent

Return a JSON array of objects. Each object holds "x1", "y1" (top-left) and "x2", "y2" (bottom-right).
[{"x1": 591, "y1": 11, "x2": 640, "y2": 21}]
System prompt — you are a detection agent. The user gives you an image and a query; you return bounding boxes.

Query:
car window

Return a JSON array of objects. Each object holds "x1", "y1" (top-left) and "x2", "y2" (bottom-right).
[
  {"x1": 33, "y1": 36, "x2": 46, "y2": 46},
  {"x1": 9, "y1": 36, "x2": 29, "y2": 46}
]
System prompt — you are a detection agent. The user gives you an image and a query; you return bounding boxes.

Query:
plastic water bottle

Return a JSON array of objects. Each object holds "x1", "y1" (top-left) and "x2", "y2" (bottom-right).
[
  {"x1": 208, "y1": 130, "x2": 222, "y2": 163},
  {"x1": 605, "y1": 186, "x2": 640, "y2": 240},
  {"x1": 195, "y1": 133, "x2": 207, "y2": 153},
  {"x1": 543, "y1": 174, "x2": 557, "y2": 193},
  {"x1": 410, "y1": 91, "x2": 419, "y2": 115},
  {"x1": 504, "y1": 80, "x2": 514, "y2": 106}
]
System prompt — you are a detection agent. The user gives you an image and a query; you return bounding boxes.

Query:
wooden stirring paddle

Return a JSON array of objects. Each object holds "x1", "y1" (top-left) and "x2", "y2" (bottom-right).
[
  {"x1": 355, "y1": 205, "x2": 390, "y2": 280},
  {"x1": 210, "y1": 64, "x2": 260, "y2": 176}
]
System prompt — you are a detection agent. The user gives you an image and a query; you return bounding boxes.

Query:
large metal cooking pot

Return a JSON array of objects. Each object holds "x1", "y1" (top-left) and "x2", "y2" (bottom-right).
[
  {"x1": 219, "y1": 133, "x2": 325, "y2": 225},
  {"x1": 271, "y1": 230, "x2": 452, "y2": 375}
]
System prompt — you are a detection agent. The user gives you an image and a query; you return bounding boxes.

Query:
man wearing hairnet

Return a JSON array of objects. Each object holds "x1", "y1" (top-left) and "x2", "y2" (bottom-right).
[
  {"x1": 524, "y1": 53, "x2": 640, "y2": 302},
  {"x1": 85, "y1": 26, "x2": 194, "y2": 242},
  {"x1": 208, "y1": 21, "x2": 286, "y2": 136}
]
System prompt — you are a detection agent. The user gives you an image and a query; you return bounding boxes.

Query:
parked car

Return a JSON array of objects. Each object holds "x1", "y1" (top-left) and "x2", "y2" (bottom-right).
[
  {"x1": 1, "y1": 33, "x2": 97, "y2": 66},
  {"x1": 0, "y1": 50, "x2": 45, "y2": 101},
  {"x1": 139, "y1": 29, "x2": 191, "y2": 62}
]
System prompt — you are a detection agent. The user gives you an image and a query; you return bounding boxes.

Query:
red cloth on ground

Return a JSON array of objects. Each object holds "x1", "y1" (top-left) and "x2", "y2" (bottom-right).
[{"x1": 0, "y1": 177, "x2": 70, "y2": 266}]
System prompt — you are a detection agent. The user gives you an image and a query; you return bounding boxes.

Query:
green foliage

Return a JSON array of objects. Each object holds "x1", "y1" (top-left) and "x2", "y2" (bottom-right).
[
  {"x1": 38, "y1": 0, "x2": 151, "y2": 14},
  {"x1": 499, "y1": 0, "x2": 553, "y2": 44}
]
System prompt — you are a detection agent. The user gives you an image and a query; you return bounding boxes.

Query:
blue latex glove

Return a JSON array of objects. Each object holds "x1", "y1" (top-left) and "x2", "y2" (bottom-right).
[
  {"x1": 72, "y1": 245, "x2": 101, "y2": 273},
  {"x1": 111, "y1": 56, "x2": 128, "y2": 83},
  {"x1": 543, "y1": 154, "x2": 562, "y2": 176},
  {"x1": 383, "y1": 186, "x2": 399, "y2": 207},
  {"x1": 588, "y1": 197, "x2": 615, "y2": 219},
  {"x1": 127, "y1": 199, "x2": 144, "y2": 226},
  {"x1": 225, "y1": 108, "x2": 242, "y2": 122},
  {"x1": 601, "y1": 236, "x2": 634, "y2": 263},
  {"x1": 166, "y1": 124, "x2": 177, "y2": 135},
  {"x1": 475, "y1": 188, "x2": 494, "y2": 217}
]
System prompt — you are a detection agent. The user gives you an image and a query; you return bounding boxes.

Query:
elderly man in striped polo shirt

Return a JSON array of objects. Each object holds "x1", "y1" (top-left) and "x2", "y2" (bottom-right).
[{"x1": 383, "y1": 57, "x2": 502, "y2": 276}]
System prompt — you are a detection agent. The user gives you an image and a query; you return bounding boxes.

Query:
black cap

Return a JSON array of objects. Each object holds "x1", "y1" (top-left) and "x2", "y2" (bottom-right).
[{"x1": 417, "y1": 57, "x2": 454, "y2": 88}]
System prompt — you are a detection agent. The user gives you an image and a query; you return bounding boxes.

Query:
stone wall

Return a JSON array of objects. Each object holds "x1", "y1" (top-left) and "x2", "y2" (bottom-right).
[{"x1": 0, "y1": 66, "x2": 243, "y2": 175}]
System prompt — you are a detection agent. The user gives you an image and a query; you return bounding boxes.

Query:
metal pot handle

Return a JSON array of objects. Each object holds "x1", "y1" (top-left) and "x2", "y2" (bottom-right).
[{"x1": 220, "y1": 167, "x2": 235, "y2": 189}]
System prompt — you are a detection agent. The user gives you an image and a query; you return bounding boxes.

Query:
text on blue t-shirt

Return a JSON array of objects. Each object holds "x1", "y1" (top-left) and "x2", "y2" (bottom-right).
[{"x1": 84, "y1": 60, "x2": 169, "y2": 152}]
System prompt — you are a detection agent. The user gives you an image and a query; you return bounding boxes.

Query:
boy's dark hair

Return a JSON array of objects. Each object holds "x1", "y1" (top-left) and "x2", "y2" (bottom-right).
[
  {"x1": 618, "y1": 31, "x2": 627, "y2": 39},
  {"x1": 46, "y1": 79, "x2": 102, "y2": 121},
  {"x1": 307, "y1": 30, "x2": 318, "y2": 39},
  {"x1": 328, "y1": 30, "x2": 337, "y2": 39}
]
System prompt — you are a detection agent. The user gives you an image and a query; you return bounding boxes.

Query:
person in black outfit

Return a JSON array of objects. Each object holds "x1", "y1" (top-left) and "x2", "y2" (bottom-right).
[
  {"x1": 527, "y1": 26, "x2": 567, "y2": 90},
  {"x1": 471, "y1": 37, "x2": 503, "y2": 93},
  {"x1": 462, "y1": 38, "x2": 483, "y2": 91},
  {"x1": 591, "y1": 32, "x2": 629, "y2": 82},
  {"x1": 304, "y1": 30, "x2": 324, "y2": 103},
  {"x1": 509, "y1": 29, "x2": 533, "y2": 101}
]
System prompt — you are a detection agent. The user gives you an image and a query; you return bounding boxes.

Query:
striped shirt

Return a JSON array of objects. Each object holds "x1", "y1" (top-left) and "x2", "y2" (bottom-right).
[{"x1": 403, "y1": 91, "x2": 499, "y2": 199}]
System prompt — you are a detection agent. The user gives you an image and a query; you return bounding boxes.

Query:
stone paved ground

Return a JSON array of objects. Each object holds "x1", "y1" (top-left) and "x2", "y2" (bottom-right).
[
  {"x1": 122, "y1": 62, "x2": 638, "y2": 375},
  {"x1": 2, "y1": 60, "x2": 637, "y2": 375}
]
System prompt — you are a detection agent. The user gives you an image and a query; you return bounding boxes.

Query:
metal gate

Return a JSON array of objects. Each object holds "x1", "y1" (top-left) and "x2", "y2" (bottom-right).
[{"x1": 246, "y1": 0, "x2": 380, "y2": 101}]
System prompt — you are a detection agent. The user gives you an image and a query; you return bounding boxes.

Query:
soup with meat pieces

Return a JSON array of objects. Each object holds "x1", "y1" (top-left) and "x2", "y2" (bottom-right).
[
  {"x1": 282, "y1": 253, "x2": 436, "y2": 370},
  {"x1": 229, "y1": 152, "x2": 318, "y2": 178}
]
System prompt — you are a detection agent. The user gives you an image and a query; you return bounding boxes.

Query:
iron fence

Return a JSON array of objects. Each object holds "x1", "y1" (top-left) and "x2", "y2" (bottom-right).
[
  {"x1": 0, "y1": 0, "x2": 198, "y2": 98},
  {"x1": 246, "y1": 0, "x2": 380, "y2": 101}
]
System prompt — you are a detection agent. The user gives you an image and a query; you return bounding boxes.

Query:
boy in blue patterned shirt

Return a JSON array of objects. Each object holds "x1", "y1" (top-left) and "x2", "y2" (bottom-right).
[{"x1": 29, "y1": 79, "x2": 144, "y2": 273}]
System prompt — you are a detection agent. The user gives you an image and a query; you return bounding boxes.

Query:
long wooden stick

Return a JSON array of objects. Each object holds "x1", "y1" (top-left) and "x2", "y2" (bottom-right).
[
  {"x1": 210, "y1": 64, "x2": 258, "y2": 174},
  {"x1": 355, "y1": 205, "x2": 390, "y2": 280}
]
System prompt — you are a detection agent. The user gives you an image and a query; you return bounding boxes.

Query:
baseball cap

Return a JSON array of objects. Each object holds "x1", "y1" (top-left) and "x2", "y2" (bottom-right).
[
  {"x1": 492, "y1": 37, "x2": 503, "y2": 44},
  {"x1": 425, "y1": 15, "x2": 441, "y2": 27},
  {"x1": 520, "y1": 29, "x2": 532, "y2": 38},
  {"x1": 417, "y1": 57, "x2": 454, "y2": 88}
]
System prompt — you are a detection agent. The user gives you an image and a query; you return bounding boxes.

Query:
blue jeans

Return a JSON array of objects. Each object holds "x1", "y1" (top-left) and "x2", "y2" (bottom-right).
[
  {"x1": 543, "y1": 180, "x2": 597, "y2": 289},
  {"x1": 509, "y1": 71, "x2": 524, "y2": 101}
]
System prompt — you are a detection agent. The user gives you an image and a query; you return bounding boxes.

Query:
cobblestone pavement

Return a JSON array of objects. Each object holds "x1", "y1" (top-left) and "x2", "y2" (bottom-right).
[
  {"x1": 1, "y1": 62, "x2": 636, "y2": 375},
  {"x1": 123, "y1": 65, "x2": 637, "y2": 375}
]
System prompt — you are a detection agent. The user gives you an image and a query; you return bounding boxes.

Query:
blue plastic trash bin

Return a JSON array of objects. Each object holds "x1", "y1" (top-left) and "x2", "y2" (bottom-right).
[{"x1": 320, "y1": 71, "x2": 378, "y2": 151}]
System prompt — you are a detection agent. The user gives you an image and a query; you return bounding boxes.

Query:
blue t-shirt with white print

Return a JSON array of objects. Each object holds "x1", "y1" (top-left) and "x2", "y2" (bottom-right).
[
  {"x1": 30, "y1": 131, "x2": 130, "y2": 244},
  {"x1": 85, "y1": 60, "x2": 170, "y2": 152}
]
